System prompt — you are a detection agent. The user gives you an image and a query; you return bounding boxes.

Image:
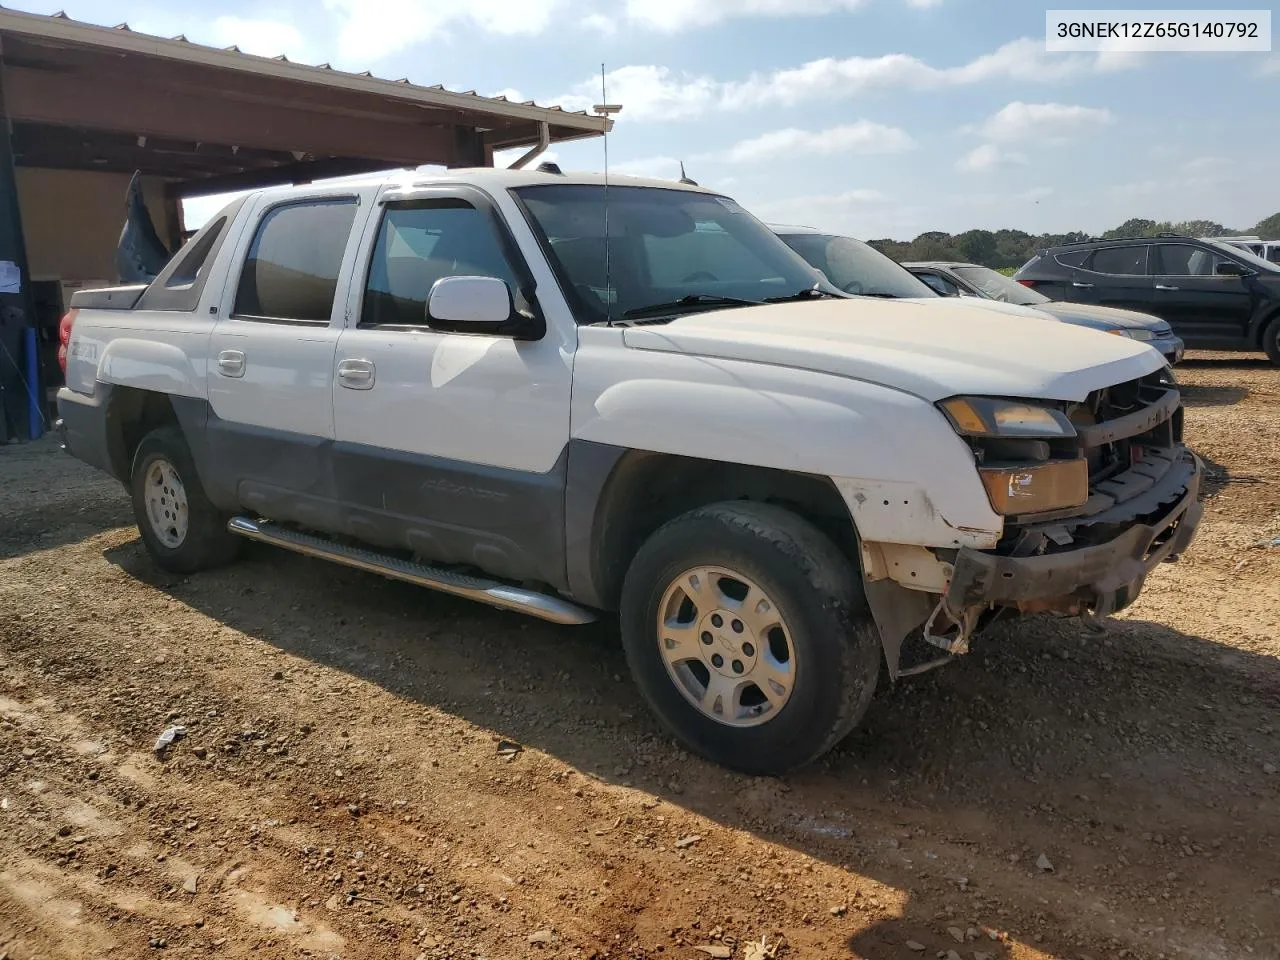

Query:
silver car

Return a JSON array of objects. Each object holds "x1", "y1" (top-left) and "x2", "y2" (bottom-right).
[{"x1": 905, "y1": 260, "x2": 1185, "y2": 366}]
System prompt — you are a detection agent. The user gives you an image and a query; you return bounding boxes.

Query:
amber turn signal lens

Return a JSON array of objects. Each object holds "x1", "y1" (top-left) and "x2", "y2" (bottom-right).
[{"x1": 978, "y1": 460, "x2": 1088, "y2": 515}]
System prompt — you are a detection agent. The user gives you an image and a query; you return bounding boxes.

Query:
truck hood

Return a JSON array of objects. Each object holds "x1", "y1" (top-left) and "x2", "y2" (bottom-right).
[
  {"x1": 622, "y1": 298, "x2": 1166, "y2": 403},
  {"x1": 901, "y1": 296, "x2": 1059, "y2": 322}
]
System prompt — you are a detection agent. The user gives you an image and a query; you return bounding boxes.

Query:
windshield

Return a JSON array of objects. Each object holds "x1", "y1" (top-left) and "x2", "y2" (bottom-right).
[
  {"x1": 511, "y1": 184, "x2": 837, "y2": 323},
  {"x1": 952, "y1": 265, "x2": 1050, "y2": 304},
  {"x1": 1203, "y1": 238, "x2": 1280, "y2": 272},
  {"x1": 780, "y1": 233, "x2": 936, "y2": 299}
]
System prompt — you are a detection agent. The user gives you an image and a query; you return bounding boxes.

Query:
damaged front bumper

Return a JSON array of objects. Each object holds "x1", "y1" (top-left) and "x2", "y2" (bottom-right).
[
  {"x1": 947, "y1": 447, "x2": 1202, "y2": 621},
  {"x1": 867, "y1": 445, "x2": 1204, "y2": 676}
]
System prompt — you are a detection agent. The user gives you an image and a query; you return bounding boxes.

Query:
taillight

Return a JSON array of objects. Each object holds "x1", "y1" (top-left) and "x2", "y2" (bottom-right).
[
  {"x1": 57, "y1": 308, "x2": 77, "y2": 375},
  {"x1": 1016, "y1": 279, "x2": 1037, "y2": 288}
]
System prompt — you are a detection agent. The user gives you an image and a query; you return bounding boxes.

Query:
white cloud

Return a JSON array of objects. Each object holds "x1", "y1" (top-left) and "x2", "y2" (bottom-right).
[
  {"x1": 624, "y1": 0, "x2": 866, "y2": 33},
  {"x1": 581, "y1": 11, "x2": 618, "y2": 32},
  {"x1": 557, "y1": 65, "x2": 722, "y2": 121},
  {"x1": 752, "y1": 188, "x2": 890, "y2": 227},
  {"x1": 556, "y1": 39, "x2": 1139, "y2": 122},
  {"x1": 721, "y1": 122, "x2": 914, "y2": 164},
  {"x1": 209, "y1": 17, "x2": 307, "y2": 58},
  {"x1": 322, "y1": 0, "x2": 565, "y2": 65},
  {"x1": 1259, "y1": 56, "x2": 1280, "y2": 76},
  {"x1": 1182, "y1": 156, "x2": 1230, "y2": 173},
  {"x1": 977, "y1": 101, "x2": 1114, "y2": 142},
  {"x1": 956, "y1": 143, "x2": 1028, "y2": 173},
  {"x1": 488, "y1": 87, "x2": 526, "y2": 102}
]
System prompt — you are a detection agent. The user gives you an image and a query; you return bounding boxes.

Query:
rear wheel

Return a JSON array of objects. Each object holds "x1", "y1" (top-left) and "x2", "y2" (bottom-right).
[
  {"x1": 130, "y1": 426, "x2": 240, "y2": 573},
  {"x1": 1264, "y1": 317, "x2": 1280, "y2": 366},
  {"x1": 620, "y1": 502, "x2": 881, "y2": 776}
]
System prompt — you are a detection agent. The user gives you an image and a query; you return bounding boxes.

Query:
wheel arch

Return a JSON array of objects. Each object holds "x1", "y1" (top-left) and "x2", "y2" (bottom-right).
[
  {"x1": 103, "y1": 386, "x2": 180, "y2": 481},
  {"x1": 100, "y1": 387, "x2": 213, "y2": 484},
  {"x1": 1254, "y1": 304, "x2": 1280, "y2": 348},
  {"x1": 565, "y1": 442, "x2": 857, "y2": 612}
]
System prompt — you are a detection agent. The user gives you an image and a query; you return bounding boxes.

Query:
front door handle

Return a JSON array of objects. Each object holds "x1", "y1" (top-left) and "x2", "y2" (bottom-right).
[
  {"x1": 1071, "y1": 281, "x2": 1095, "y2": 289},
  {"x1": 337, "y1": 358, "x2": 376, "y2": 390},
  {"x1": 1155, "y1": 283, "x2": 1180, "y2": 291},
  {"x1": 217, "y1": 350, "x2": 245, "y2": 378}
]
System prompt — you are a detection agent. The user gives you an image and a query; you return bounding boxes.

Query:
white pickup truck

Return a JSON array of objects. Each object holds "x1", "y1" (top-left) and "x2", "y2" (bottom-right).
[{"x1": 56, "y1": 168, "x2": 1202, "y2": 774}]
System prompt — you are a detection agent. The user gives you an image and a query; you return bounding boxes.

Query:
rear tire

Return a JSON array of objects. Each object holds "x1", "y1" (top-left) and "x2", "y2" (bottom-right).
[
  {"x1": 1264, "y1": 317, "x2": 1280, "y2": 366},
  {"x1": 130, "y1": 426, "x2": 240, "y2": 574},
  {"x1": 619, "y1": 502, "x2": 881, "y2": 776}
]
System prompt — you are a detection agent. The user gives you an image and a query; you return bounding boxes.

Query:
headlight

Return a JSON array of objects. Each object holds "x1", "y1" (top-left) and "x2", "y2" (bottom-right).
[
  {"x1": 939, "y1": 396, "x2": 1076, "y2": 438},
  {"x1": 1107, "y1": 328, "x2": 1155, "y2": 341},
  {"x1": 978, "y1": 461, "x2": 1088, "y2": 515},
  {"x1": 940, "y1": 396, "x2": 1087, "y2": 515}
]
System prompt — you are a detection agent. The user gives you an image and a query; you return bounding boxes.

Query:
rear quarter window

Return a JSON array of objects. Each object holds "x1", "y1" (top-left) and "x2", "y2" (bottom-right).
[{"x1": 1053, "y1": 250, "x2": 1090, "y2": 268}]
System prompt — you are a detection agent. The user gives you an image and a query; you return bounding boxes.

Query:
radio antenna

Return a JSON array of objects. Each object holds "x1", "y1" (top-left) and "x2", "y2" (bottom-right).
[
  {"x1": 593, "y1": 68, "x2": 623, "y2": 326},
  {"x1": 600, "y1": 64, "x2": 613, "y2": 325}
]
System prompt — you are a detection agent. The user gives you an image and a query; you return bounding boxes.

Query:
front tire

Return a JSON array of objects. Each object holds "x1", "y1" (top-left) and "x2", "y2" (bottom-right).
[
  {"x1": 130, "y1": 426, "x2": 240, "y2": 574},
  {"x1": 1264, "y1": 317, "x2": 1280, "y2": 366},
  {"x1": 620, "y1": 502, "x2": 881, "y2": 776}
]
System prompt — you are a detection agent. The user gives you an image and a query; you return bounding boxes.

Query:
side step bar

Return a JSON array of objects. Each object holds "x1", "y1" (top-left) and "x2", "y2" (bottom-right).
[{"x1": 226, "y1": 517, "x2": 596, "y2": 626}]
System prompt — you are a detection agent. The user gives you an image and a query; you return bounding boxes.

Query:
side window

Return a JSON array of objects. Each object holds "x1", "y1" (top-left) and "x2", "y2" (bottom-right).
[
  {"x1": 1088, "y1": 245, "x2": 1148, "y2": 276},
  {"x1": 233, "y1": 198, "x2": 359, "y2": 323},
  {"x1": 362, "y1": 199, "x2": 522, "y2": 328},
  {"x1": 1054, "y1": 249, "x2": 1090, "y2": 268},
  {"x1": 917, "y1": 272, "x2": 960, "y2": 296},
  {"x1": 135, "y1": 195, "x2": 248, "y2": 313},
  {"x1": 1155, "y1": 244, "x2": 1238, "y2": 277},
  {"x1": 166, "y1": 217, "x2": 226, "y2": 288}
]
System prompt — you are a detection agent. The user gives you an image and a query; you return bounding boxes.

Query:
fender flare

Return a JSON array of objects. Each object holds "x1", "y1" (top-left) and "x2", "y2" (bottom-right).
[{"x1": 97, "y1": 337, "x2": 204, "y2": 399}]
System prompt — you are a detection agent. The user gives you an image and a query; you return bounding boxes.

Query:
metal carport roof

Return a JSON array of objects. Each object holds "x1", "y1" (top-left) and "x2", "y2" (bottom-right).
[{"x1": 0, "y1": 6, "x2": 612, "y2": 197}]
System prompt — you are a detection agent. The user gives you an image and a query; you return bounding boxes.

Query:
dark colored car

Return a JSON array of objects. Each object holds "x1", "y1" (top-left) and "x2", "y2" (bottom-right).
[
  {"x1": 1013, "y1": 235, "x2": 1280, "y2": 365},
  {"x1": 906, "y1": 260, "x2": 1184, "y2": 366}
]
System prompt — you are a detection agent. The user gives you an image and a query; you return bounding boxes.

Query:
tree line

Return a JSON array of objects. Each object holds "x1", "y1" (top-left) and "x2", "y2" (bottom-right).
[{"x1": 867, "y1": 212, "x2": 1280, "y2": 270}]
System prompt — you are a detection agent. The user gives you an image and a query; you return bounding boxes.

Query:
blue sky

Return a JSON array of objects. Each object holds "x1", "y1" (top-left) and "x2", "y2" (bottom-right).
[{"x1": 17, "y1": 0, "x2": 1279, "y2": 238}]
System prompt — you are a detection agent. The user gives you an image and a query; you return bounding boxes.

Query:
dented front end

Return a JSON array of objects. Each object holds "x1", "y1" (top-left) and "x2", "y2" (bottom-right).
[{"x1": 860, "y1": 368, "x2": 1204, "y2": 677}]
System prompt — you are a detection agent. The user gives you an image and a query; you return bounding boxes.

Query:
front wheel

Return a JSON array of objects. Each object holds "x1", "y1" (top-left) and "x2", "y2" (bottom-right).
[
  {"x1": 620, "y1": 502, "x2": 882, "y2": 776},
  {"x1": 1264, "y1": 317, "x2": 1280, "y2": 366},
  {"x1": 130, "y1": 426, "x2": 240, "y2": 574}
]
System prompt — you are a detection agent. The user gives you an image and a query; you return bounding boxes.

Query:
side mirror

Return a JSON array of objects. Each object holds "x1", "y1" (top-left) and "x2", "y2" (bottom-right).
[
  {"x1": 425, "y1": 275, "x2": 543, "y2": 339},
  {"x1": 1215, "y1": 261, "x2": 1251, "y2": 278}
]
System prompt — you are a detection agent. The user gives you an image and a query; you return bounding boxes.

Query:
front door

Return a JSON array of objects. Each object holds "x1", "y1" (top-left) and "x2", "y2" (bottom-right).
[
  {"x1": 330, "y1": 188, "x2": 574, "y2": 586},
  {"x1": 1149, "y1": 242, "x2": 1255, "y2": 346},
  {"x1": 205, "y1": 192, "x2": 372, "y2": 526}
]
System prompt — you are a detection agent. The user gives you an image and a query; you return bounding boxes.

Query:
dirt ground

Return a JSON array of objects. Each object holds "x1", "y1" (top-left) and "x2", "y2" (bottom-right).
[{"x1": 1, "y1": 354, "x2": 1277, "y2": 960}]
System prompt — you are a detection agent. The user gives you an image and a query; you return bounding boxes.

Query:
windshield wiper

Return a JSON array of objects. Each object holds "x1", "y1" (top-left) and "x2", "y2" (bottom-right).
[
  {"x1": 764, "y1": 287, "x2": 840, "y2": 303},
  {"x1": 620, "y1": 294, "x2": 762, "y2": 321}
]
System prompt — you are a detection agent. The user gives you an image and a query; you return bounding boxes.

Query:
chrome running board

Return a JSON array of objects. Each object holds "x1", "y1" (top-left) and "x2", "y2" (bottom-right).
[{"x1": 226, "y1": 517, "x2": 596, "y2": 626}]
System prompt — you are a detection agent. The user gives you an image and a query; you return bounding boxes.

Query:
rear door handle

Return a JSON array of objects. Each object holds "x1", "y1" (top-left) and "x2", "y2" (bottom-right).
[
  {"x1": 216, "y1": 350, "x2": 245, "y2": 378},
  {"x1": 337, "y1": 358, "x2": 376, "y2": 390},
  {"x1": 1071, "y1": 281, "x2": 1095, "y2": 289},
  {"x1": 1155, "y1": 284, "x2": 1180, "y2": 291}
]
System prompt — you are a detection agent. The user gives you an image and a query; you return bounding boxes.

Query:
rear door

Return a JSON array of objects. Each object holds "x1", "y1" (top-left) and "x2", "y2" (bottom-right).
[
  {"x1": 205, "y1": 190, "x2": 375, "y2": 527},
  {"x1": 1073, "y1": 244, "x2": 1154, "y2": 312},
  {"x1": 1150, "y1": 242, "x2": 1254, "y2": 346}
]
